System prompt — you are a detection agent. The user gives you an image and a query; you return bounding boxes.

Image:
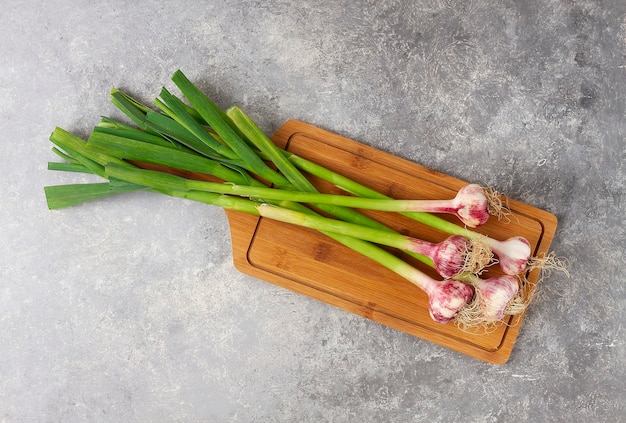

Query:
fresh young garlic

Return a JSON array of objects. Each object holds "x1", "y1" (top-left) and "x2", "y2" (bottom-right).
[
  {"x1": 486, "y1": 236, "x2": 531, "y2": 276},
  {"x1": 397, "y1": 184, "x2": 489, "y2": 228},
  {"x1": 453, "y1": 273, "x2": 523, "y2": 331},
  {"x1": 449, "y1": 184, "x2": 491, "y2": 228},
  {"x1": 469, "y1": 274, "x2": 520, "y2": 321},
  {"x1": 421, "y1": 277, "x2": 475, "y2": 324},
  {"x1": 428, "y1": 235, "x2": 472, "y2": 279}
]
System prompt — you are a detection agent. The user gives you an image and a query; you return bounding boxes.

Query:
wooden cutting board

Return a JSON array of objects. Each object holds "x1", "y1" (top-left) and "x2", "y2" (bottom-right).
[{"x1": 223, "y1": 120, "x2": 557, "y2": 365}]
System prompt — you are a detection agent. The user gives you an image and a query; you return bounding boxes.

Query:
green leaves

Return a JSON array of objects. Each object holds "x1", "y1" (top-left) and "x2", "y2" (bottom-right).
[
  {"x1": 227, "y1": 106, "x2": 317, "y2": 192},
  {"x1": 170, "y1": 70, "x2": 289, "y2": 188},
  {"x1": 44, "y1": 181, "x2": 143, "y2": 210}
]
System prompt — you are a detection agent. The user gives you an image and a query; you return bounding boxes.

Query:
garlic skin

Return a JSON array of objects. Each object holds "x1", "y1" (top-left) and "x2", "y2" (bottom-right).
[
  {"x1": 424, "y1": 279, "x2": 474, "y2": 324},
  {"x1": 453, "y1": 184, "x2": 490, "y2": 228},
  {"x1": 489, "y1": 236, "x2": 531, "y2": 275},
  {"x1": 432, "y1": 235, "x2": 471, "y2": 279},
  {"x1": 410, "y1": 184, "x2": 489, "y2": 227},
  {"x1": 474, "y1": 275, "x2": 520, "y2": 321}
]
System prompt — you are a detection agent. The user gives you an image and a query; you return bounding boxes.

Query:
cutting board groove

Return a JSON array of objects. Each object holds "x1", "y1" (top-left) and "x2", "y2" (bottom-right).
[{"x1": 222, "y1": 120, "x2": 557, "y2": 364}]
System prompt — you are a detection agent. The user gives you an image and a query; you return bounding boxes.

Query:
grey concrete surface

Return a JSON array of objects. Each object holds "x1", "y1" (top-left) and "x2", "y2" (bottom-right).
[{"x1": 1, "y1": 0, "x2": 624, "y2": 421}]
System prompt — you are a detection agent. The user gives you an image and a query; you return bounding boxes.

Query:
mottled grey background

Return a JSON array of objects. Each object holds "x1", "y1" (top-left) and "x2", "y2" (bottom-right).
[{"x1": 1, "y1": 0, "x2": 624, "y2": 422}]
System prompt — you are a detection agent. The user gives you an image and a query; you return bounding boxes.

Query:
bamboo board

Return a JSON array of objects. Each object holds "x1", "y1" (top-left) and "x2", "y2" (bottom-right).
[{"x1": 223, "y1": 120, "x2": 557, "y2": 365}]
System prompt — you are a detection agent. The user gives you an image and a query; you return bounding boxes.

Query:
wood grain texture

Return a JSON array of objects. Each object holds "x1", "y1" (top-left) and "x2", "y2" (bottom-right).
[{"x1": 224, "y1": 120, "x2": 558, "y2": 365}]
